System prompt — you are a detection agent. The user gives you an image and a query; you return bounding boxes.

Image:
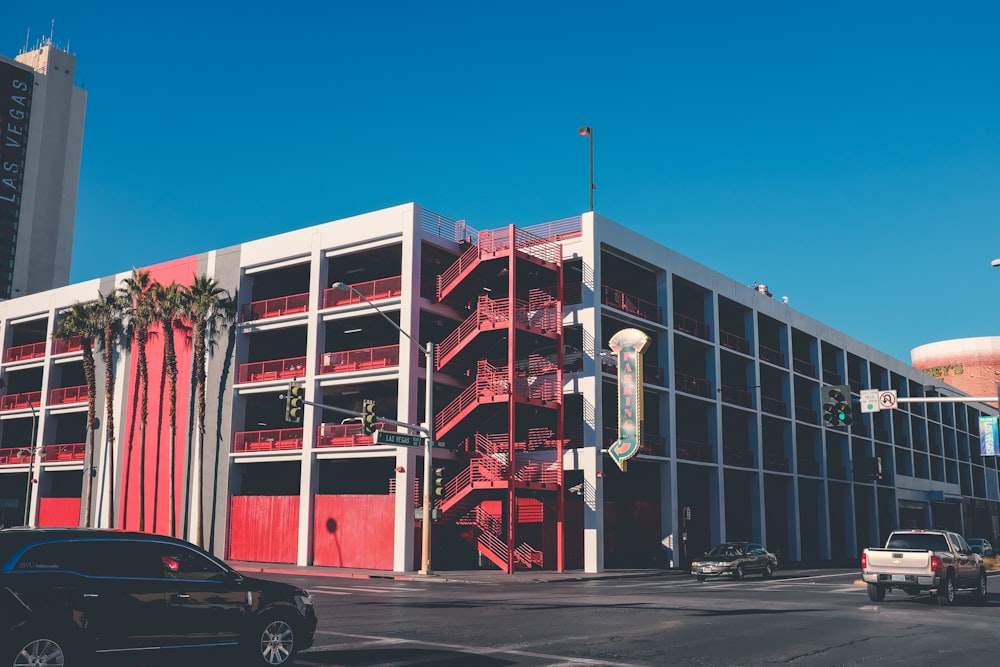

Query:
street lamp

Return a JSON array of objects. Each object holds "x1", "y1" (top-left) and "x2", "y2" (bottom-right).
[
  {"x1": 22, "y1": 398, "x2": 40, "y2": 527},
  {"x1": 577, "y1": 125, "x2": 594, "y2": 212},
  {"x1": 330, "y1": 281, "x2": 436, "y2": 574}
]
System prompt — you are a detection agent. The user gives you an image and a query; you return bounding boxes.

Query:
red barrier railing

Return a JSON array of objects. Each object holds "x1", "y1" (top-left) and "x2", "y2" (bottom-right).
[
  {"x1": 323, "y1": 276, "x2": 402, "y2": 308},
  {"x1": 601, "y1": 285, "x2": 662, "y2": 324},
  {"x1": 49, "y1": 385, "x2": 88, "y2": 405},
  {"x1": 0, "y1": 391, "x2": 42, "y2": 411},
  {"x1": 52, "y1": 336, "x2": 83, "y2": 355},
  {"x1": 0, "y1": 446, "x2": 33, "y2": 465},
  {"x1": 5, "y1": 342, "x2": 47, "y2": 363},
  {"x1": 242, "y1": 293, "x2": 310, "y2": 322},
  {"x1": 318, "y1": 345, "x2": 399, "y2": 374},
  {"x1": 238, "y1": 357, "x2": 307, "y2": 383},
  {"x1": 44, "y1": 443, "x2": 85, "y2": 462},
  {"x1": 315, "y1": 422, "x2": 391, "y2": 448},
  {"x1": 233, "y1": 428, "x2": 304, "y2": 453}
]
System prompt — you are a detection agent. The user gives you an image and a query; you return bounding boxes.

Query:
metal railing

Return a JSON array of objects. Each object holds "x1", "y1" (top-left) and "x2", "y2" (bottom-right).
[
  {"x1": 322, "y1": 276, "x2": 402, "y2": 308},
  {"x1": 676, "y1": 439, "x2": 714, "y2": 462},
  {"x1": 52, "y1": 336, "x2": 83, "y2": 355},
  {"x1": 49, "y1": 385, "x2": 87, "y2": 405},
  {"x1": 242, "y1": 293, "x2": 310, "y2": 321},
  {"x1": 720, "y1": 330, "x2": 750, "y2": 354},
  {"x1": 601, "y1": 285, "x2": 662, "y2": 323},
  {"x1": 675, "y1": 372, "x2": 712, "y2": 398},
  {"x1": 673, "y1": 312, "x2": 711, "y2": 340},
  {"x1": 233, "y1": 428, "x2": 304, "y2": 452},
  {"x1": 0, "y1": 391, "x2": 41, "y2": 411},
  {"x1": 759, "y1": 344, "x2": 785, "y2": 367},
  {"x1": 237, "y1": 357, "x2": 307, "y2": 383},
  {"x1": 319, "y1": 345, "x2": 399, "y2": 375},
  {"x1": 43, "y1": 443, "x2": 85, "y2": 462},
  {"x1": 5, "y1": 342, "x2": 47, "y2": 363}
]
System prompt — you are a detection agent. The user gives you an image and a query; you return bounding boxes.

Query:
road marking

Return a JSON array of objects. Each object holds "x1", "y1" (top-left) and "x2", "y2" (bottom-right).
[
  {"x1": 312, "y1": 584, "x2": 427, "y2": 594},
  {"x1": 312, "y1": 630, "x2": 645, "y2": 666}
]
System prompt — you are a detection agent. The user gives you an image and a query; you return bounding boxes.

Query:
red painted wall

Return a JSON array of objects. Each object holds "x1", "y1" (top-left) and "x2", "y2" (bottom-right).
[
  {"x1": 37, "y1": 498, "x2": 81, "y2": 527},
  {"x1": 119, "y1": 257, "x2": 198, "y2": 534},
  {"x1": 312, "y1": 495, "x2": 394, "y2": 569},
  {"x1": 228, "y1": 496, "x2": 299, "y2": 563}
]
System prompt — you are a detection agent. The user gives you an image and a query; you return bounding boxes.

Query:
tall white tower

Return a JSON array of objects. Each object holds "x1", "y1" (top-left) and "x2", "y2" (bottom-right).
[{"x1": 0, "y1": 38, "x2": 86, "y2": 299}]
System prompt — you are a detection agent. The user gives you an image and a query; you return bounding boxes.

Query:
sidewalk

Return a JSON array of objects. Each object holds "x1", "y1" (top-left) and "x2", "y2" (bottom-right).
[{"x1": 230, "y1": 561, "x2": 675, "y2": 584}]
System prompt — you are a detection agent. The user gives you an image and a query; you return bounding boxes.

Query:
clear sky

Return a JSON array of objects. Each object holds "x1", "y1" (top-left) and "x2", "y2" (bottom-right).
[{"x1": 5, "y1": 1, "x2": 1000, "y2": 366}]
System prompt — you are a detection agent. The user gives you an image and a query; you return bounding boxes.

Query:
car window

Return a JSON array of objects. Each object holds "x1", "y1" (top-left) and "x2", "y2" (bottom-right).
[
  {"x1": 953, "y1": 535, "x2": 972, "y2": 553},
  {"x1": 885, "y1": 533, "x2": 949, "y2": 551},
  {"x1": 76, "y1": 541, "x2": 168, "y2": 578},
  {"x1": 12, "y1": 542, "x2": 78, "y2": 573},
  {"x1": 153, "y1": 544, "x2": 228, "y2": 581}
]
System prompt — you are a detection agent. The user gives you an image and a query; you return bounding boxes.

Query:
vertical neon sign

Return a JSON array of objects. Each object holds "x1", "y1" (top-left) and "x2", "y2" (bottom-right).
[{"x1": 608, "y1": 328, "x2": 651, "y2": 472}]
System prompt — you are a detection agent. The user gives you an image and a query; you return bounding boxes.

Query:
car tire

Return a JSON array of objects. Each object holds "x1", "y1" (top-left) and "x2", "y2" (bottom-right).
[
  {"x1": 244, "y1": 613, "x2": 298, "y2": 666},
  {"x1": 867, "y1": 583, "x2": 886, "y2": 602},
  {"x1": 972, "y1": 569, "x2": 987, "y2": 603},
  {"x1": 762, "y1": 562, "x2": 774, "y2": 579},
  {"x1": 732, "y1": 565, "x2": 744, "y2": 581},
  {"x1": 937, "y1": 573, "x2": 956, "y2": 606},
  {"x1": 9, "y1": 634, "x2": 70, "y2": 667}
]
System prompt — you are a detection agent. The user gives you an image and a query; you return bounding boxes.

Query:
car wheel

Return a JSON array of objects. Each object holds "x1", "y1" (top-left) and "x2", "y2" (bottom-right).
[
  {"x1": 245, "y1": 614, "x2": 297, "y2": 666},
  {"x1": 10, "y1": 635, "x2": 68, "y2": 667},
  {"x1": 867, "y1": 583, "x2": 886, "y2": 602},
  {"x1": 762, "y1": 562, "x2": 774, "y2": 579},
  {"x1": 732, "y1": 565, "x2": 744, "y2": 581},
  {"x1": 937, "y1": 574, "x2": 956, "y2": 606},
  {"x1": 972, "y1": 569, "x2": 987, "y2": 602}
]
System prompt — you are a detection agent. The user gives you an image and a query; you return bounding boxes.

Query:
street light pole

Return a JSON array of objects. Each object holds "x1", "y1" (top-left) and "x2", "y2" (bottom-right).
[
  {"x1": 23, "y1": 398, "x2": 38, "y2": 527},
  {"x1": 577, "y1": 125, "x2": 594, "y2": 212},
  {"x1": 330, "y1": 282, "x2": 435, "y2": 574}
]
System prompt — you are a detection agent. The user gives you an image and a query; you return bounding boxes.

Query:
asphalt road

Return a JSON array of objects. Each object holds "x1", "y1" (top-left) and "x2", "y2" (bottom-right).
[
  {"x1": 131, "y1": 568, "x2": 1000, "y2": 666},
  {"x1": 281, "y1": 568, "x2": 1000, "y2": 666}
]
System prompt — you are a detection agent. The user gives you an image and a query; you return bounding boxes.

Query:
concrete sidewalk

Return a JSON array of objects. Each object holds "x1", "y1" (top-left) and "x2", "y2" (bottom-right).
[{"x1": 230, "y1": 561, "x2": 676, "y2": 584}]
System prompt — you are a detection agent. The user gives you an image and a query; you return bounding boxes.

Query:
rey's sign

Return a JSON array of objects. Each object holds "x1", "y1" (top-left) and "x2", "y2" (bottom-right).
[{"x1": 608, "y1": 328, "x2": 651, "y2": 471}]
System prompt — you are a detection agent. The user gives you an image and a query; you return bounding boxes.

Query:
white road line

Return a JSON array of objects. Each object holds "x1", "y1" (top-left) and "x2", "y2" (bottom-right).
[
  {"x1": 313, "y1": 630, "x2": 645, "y2": 666},
  {"x1": 312, "y1": 584, "x2": 426, "y2": 594}
]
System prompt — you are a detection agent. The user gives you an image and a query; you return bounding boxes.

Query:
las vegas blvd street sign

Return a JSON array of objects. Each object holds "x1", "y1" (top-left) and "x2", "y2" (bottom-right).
[{"x1": 374, "y1": 430, "x2": 445, "y2": 448}]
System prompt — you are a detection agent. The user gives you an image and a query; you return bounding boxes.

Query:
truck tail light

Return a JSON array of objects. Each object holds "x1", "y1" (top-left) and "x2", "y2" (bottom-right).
[
  {"x1": 861, "y1": 553, "x2": 867, "y2": 569},
  {"x1": 930, "y1": 555, "x2": 942, "y2": 572}
]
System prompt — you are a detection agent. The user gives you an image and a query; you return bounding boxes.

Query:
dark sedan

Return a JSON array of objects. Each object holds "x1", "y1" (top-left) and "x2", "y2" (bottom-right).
[
  {"x1": 0, "y1": 528, "x2": 316, "y2": 666},
  {"x1": 690, "y1": 542, "x2": 778, "y2": 581}
]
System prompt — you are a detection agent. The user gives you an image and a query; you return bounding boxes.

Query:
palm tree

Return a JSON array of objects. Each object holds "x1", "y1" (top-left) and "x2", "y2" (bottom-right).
[
  {"x1": 153, "y1": 281, "x2": 186, "y2": 537},
  {"x1": 52, "y1": 301, "x2": 100, "y2": 527},
  {"x1": 93, "y1": 290, "x2": 123, "y2": 527},
  {"x1": 119, "y1": 268, "x2": 157, "y2": 531},
  {"x1": 184, "y1": 274, "x2": 235, "y2": 547}
]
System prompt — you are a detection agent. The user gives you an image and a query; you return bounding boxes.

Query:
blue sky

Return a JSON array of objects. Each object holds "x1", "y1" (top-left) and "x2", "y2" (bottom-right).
[{"x1": 5, "y1": 1, "x2": 1000, "y2": 365}]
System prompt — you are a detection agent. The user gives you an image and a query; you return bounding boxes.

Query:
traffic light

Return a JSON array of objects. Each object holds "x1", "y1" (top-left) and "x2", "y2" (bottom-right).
[
  {"x1": 362, "y1": 399, "x2": 376, "y2": 435},
  {"x1": 821, "y1": 384, "x2": 853, "y2": 428},
  {"x1": 433, "y1": 467, "x2": 446, "y2": 497},
  {"x1": 285, "y1": 384, "x2": 304, "y2": 423}
]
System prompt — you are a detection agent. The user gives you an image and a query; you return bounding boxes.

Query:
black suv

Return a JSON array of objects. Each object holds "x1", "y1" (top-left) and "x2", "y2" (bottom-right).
[{"x1": 0, "y1": 528, "x2": 316, "y2": 666}]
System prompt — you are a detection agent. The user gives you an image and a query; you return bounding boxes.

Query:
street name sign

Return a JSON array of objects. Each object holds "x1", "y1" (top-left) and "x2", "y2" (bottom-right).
[{"x1": 374, "y1": 430, "x2": 446, "y2": 448}]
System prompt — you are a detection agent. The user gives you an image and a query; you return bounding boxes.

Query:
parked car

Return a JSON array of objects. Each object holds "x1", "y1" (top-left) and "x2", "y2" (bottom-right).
[
  {"x1": 690, "y1": 542, "x2": 778, "y2": 581},
  {"x1": 966, "y1": 537, "x2": 994, "y2": 558},
  {"x1": 0, "y1": 527, "x2": 316, "y2": 666}
]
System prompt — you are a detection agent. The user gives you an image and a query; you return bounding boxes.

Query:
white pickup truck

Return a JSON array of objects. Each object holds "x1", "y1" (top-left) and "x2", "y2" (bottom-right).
[{"x1": 861, "y1": 529, "x2": 987, "y2": 605}]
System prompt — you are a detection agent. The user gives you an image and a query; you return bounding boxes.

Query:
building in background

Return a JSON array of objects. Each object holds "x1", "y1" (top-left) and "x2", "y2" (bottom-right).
[
  {"x1": 911, "y1": 337, "x2": 1000, "y2": 406},
  {"x1": 0, "y1": 38, "x2": 86, "y2": 300},
  {"x1": 0, "y1": 204, "x2": 998, "y2": 572}
]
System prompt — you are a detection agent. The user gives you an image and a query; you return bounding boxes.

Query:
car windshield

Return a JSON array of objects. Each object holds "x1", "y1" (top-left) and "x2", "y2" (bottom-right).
[{"x1": 708, "y1": 544, "x2": 744, "y2": 557}]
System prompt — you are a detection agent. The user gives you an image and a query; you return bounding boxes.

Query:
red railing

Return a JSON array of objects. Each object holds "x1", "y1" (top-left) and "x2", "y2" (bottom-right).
[
  {"x1": 601, "y1": 285, "x2": 662, "y2": 323},
  {"x1": 521, "y1": 216, "x2": 582, "y2": 242},
  {"x1": 43, "y1": 443, "x2": 85, "y2": 462},
  {"x1": 438, "y1": 294, "x2": 559, "y2": 366},
  {"x1": 49, "y1": 385, "x2": 87, "y2": 405},
  {"x1": 315, "y1": 422, "x2": 391, "y2": 448},
  {"x1": 720, "y1": 330, "x2": 750, "y2": 354},
  {"x1": 676, "y1": 439, "x2": 714, "y2": 462},
  {"x1": 674, "y1": 312, "x2": 711, "y2": 340},
  {"x1": 0, "y1": 391, "x2": 42, "y2": 411},
  {"x1": 53, "y1": 336, "x2": 83, "y2": 355},
  {"x1": 759, "y1": 344, "x2": 785, "y2": 367},
  {"x1": 0, "y1": 447, "x2": 32, "y2": 465},
  {"x1": 238, "y1": 357, "x2": 307, "y2": 383},
  {"x1": 675, "y1": 372, "x2": 712, "y2": 398},
  {"x1": 233, "y1": 428, "x2": 304, "y2": 453},
  {"x1": 322, "y1": 276, "x2": 402, "y2": 308},
  {"x1": 512, "y1": 460, "x2": 560, "y2": 485},
  {"x1": 319, "y1": 345, "x2": 399, "y2": 375},
  {"x1": 720, "y1": 385, "x2": 753, "y2": 408},
  {"x1": 242, "y1": 293, "x2": 310, "y2": 321},
  {"x1": 439, "y1": 458, "x2": 508, "y2": 505},
  {"x1": 5, "y1": 342, "x2": 47, "y2": 363}
]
